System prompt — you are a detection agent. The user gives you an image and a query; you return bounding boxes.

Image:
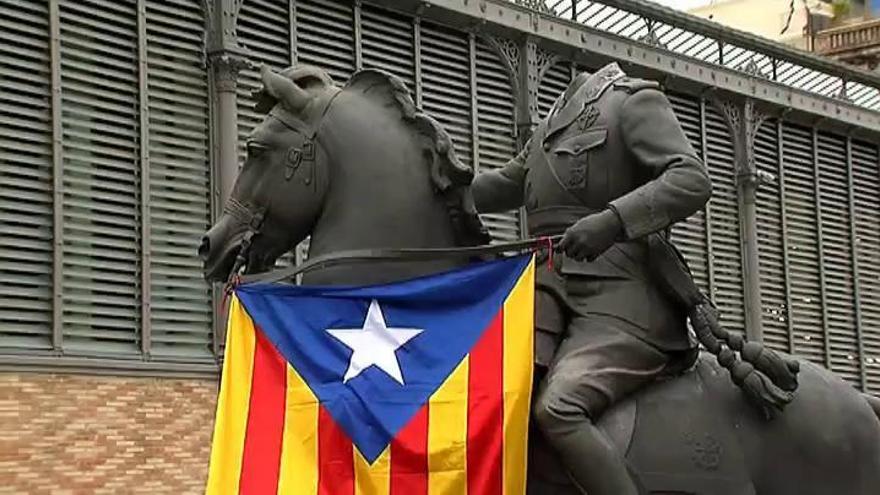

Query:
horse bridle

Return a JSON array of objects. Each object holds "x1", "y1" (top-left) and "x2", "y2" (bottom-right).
[
  {"x1": 223, "y1": 198, "x2": 267, "y2": 282},
  {"x1": 223, "y1": 86, "x2": 562, "y2": 288},
  {"x1": 222, "y1": 89, "x2": 342, "y2": 286}
]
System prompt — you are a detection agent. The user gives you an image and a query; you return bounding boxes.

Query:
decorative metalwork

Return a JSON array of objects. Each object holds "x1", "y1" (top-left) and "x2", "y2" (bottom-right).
[
  {"x1": 525, "y1": 39, "x2": 542, "y2": 126},
  {"x1": 738, "y1": 58, "x2": 769, "y2": 79},
  {"x1": 527, "y1": 0, "x2": 880, "y2": 110},
  {"x1": 534, "y1": 44, "x2": 559, "y2": 80},
  {"x1": 716, "y1": 98, "x2": 770, "y2": 185},
  {"x1": 512, "y1": 0, "x2": 553, "y2": 14},
  {"x1": 493, "y1": 36, "x2": 520, "y2": 77},
  {"x1": 202, "y1": 0, "x2": 246, "y2": 56},
  {"x1": 638, "y1": 18, "x2": 667, "y2": 49}
]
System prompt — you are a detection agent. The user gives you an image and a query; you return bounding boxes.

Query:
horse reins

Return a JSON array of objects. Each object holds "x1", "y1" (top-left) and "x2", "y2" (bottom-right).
[
  {"x1": 233, "y1": 235, "x2": 563, "y2": 286},
  {"x1": 223, "y1": 84, "x2": 562, "y2": 289},
  {"x1": 223, "y1": 198, "x2": 267, "y2": 285}
]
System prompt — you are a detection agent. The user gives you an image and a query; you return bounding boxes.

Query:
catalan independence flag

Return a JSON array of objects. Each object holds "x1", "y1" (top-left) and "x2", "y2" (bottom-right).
[{"x1": 206, "y1": 255, "x2": 535, "y2": 495}]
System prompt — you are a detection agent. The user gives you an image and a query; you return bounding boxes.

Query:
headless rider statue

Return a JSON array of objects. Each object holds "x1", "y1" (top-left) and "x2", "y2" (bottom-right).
[{"x1": 471, "y1": 62, "x2": 713, "y2": 494}]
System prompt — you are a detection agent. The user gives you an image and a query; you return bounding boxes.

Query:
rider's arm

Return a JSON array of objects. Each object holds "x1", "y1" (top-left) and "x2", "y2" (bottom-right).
[
  {"x1": 608, "y1": 88, "x2": 712, "y2": 240},
  {"x1": 470, "y1": 141, "x2": 529, "y2": 214}
]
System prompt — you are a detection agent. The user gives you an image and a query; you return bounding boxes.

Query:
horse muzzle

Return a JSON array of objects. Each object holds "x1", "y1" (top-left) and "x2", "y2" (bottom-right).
[{"x1": 199, "y1": 215, "x2": 245, "y2": 283}]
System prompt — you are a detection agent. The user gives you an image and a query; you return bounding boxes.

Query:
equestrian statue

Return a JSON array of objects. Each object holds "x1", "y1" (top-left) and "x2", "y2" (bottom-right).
[{"x1": 199, "y1": 62, "x2": 880, "y2": 495}]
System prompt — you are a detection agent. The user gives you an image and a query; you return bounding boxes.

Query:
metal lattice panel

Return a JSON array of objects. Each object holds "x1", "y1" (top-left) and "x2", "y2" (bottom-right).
[
  {"x1": 296, "y1": 0, "x2": 355, "y2": 84},
  {"x1": 817, "y1": 131, "x2": 859, "y2": 383},
  {"x1": 419, "y1": 21, "x2": 473, "y2": 167},
  {"x1": 667, "y1": 93, "x2": 709, "y2": 294},
  {"x1": 0, "y1": 0, "x2": 53, "y2": 350},
  {"x1": 145, "y1": 0, "x2": 212, "y2": 358},
  {"x1": 535, "y1": 0, "x2": 880, "y2": 111},
  {"x1": 58, "y1": 0, "x2": 140, "y2": 354},
  {"x1": 851, "y1": 140, "x2": 880, "y2": 393},
  {"x1": 754, "y1": 120, "x2": 789, "y2": 353},
  {"x1": 475, "y1": 37, "x2": 520, "y2": 242},
  {"x1": 781, "y1": 122, "x2": 825, "y2": 365},
  {"x1": 361, "y1": 4, "x2": 415, "y2": 91},
  {"x1": 236, "y1": 0, "x2": 290, "y2": 168},
  {"x1": 537, "y1": 60, "x2": 571, "y2": 120},
  {"x1": 703, "y1": 104, "x2": 744, "y2": 334}
]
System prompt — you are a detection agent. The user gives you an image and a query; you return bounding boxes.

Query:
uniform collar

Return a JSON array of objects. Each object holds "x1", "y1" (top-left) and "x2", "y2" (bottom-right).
[{"x1": 544, "y1": 63, "x2": 625, "y2": 143}]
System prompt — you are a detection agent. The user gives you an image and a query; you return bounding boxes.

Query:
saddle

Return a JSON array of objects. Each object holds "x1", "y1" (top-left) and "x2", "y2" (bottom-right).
[{"x1": 528, "y1": 358, "x2": 758, "y2": 495}]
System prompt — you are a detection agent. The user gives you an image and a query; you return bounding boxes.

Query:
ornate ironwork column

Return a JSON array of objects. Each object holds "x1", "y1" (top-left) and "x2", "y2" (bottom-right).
[
  {"x1": 482, "y1": 33, "x2": 558, "y2": 237},
  {"x1": 203, "y1": 0, "x2": 249, "y2": 356},
  {"x1": 204, "y1": 0, "x2": 248, "y2": 208},
  {"x1": 715, "y1": 96, "x2": 771, "y2": 342}
]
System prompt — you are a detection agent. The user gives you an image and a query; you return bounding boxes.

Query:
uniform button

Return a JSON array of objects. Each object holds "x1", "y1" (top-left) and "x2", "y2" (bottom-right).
[{"x1": 543, "y1": 143, "x2": 550, "y2": 151}]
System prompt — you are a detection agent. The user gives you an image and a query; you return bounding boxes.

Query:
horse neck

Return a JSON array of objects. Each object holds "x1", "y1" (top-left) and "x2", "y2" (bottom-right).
[{"x1": 302, "y1": 158, "x2": 463, "y2": 285}]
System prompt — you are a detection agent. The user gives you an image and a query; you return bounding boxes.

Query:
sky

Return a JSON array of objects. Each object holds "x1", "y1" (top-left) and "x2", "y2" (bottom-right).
[{"x1": 651, "y1": 0, "x2": 714, "y2": 9}]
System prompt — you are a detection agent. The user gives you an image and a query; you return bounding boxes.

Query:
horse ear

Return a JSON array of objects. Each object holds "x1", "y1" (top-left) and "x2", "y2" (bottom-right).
[{"x1": 260, "y1": 65, "x2": 312, "y2": 112}]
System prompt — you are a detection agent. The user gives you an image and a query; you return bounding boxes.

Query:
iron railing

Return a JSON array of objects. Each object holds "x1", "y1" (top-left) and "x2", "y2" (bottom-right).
[
  {"x1": 510, "y1": 0, "x2": 880, "y2": 110},
  {"x1": 815, "y1": 18, "x2": 880, "y2": 55}
]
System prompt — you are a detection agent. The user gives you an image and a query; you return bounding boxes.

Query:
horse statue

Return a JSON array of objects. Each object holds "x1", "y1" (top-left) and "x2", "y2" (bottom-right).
[{"x1": 199, "y1": 64, "x2": 880, "y2": 495}]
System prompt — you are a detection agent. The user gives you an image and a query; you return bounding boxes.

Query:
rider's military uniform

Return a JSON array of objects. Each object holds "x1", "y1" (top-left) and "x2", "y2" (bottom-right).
[{"x1": 472, "y1": 62, "x2": 712, "y2": 419}]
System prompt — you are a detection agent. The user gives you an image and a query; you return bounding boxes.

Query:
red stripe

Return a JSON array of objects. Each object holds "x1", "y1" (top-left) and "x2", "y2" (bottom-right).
[
  {"x1": 390, "y1": 405, "x2": 429, "y2": 495},
  {"x1": 239, "y1": 328, "x2": 287, "y2": 495},
  {"x1": 318, "y1": 407, "x2": 354, "y2": 495},
  {"x1": 467, "y1": 310, "x2": 504, "y2": 495}
]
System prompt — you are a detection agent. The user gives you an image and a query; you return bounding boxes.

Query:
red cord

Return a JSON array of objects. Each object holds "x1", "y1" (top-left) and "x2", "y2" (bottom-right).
[
  {"x1": 220, "y1": 274, "x2": 241, "y2": 316},
  {"x1": 536, "y1": 236, "x2": 554, "y2": 272}
]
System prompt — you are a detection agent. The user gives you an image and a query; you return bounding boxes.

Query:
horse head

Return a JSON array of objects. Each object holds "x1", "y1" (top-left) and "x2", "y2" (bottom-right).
[
  {"x1": 200, "y1": 65, "x2": 488, "y2": 284},
  {"x1": 199, "y1": 65, "x2": 338, "y2": 282}
]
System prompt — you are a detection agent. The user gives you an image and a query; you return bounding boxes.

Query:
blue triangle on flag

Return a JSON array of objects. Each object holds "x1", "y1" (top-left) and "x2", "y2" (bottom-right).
[{"x1": 235, "y1": 255, "x2": 529, "y2": 463}]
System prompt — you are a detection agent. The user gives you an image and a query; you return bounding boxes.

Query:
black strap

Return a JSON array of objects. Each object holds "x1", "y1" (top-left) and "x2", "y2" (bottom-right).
[{"x1": 239, "y1": 235, "x2": 563, "y2": 285}]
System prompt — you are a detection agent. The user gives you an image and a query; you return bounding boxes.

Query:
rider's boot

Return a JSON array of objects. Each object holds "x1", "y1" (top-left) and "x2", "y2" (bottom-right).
[{"x1": 534, "y1": 387, "x2": 640, "y2": 495}]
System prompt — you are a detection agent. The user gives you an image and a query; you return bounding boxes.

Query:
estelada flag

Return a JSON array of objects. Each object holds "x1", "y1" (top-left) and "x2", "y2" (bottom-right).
[{"x1": 206, "y1": 255, "x2": 535, "y2": 495}]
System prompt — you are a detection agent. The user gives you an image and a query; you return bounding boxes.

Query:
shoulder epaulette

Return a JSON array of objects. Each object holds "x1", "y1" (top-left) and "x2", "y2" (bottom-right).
[{"x1": 613, "y1": 78, "x2": 660, "y2": 94}]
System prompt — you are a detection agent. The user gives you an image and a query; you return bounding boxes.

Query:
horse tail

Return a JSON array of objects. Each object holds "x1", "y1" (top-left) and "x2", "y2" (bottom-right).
[
  {"x1": 690, "y1": 302, "x2": 799, "y2": 420},
  {"x1": 864, "y1": 393, "x2": 880, "y2": 422}
]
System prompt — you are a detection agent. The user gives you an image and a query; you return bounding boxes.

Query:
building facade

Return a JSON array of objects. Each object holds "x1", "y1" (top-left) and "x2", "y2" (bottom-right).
[{"x1": 2, "y1": 0, "x2": 880, "y2": 491}]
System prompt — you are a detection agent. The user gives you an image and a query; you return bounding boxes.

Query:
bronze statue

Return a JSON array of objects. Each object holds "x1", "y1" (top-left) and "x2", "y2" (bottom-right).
[
  {"x1": 200, "y1": 64, "x2": 880, "y2": 495},
  {"x1": 472, "y1": 62, "x2": 714, "y2": 495},
  {"x1": 199, "y1": 65, "x2": 487, "y2": 287}
]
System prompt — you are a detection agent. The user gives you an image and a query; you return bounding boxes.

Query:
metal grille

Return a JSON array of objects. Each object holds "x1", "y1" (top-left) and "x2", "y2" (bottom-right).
[
  {"x1": 236, "y1": 0, "x2": 290, "y2": 168},
  {"x1": 667, "y1": 93, "x2": 709, "y2": 293},
  {"x1": 296, "y1": 0, "x2": 355, "y2": 84},
  {"x1": 754, "y1": 120, "x2": 789, "y2": 353},
  {"x1": 533, "y1": 0, "x2": 880, "y2": 111},
  {"x1": 58, "y1": 0, "x2": 141, "y2": 354},
  {"x1": 817, "y1": 131, "x2": 859, "y2": 383},
  {"x1": 703, "y1": 104, "x2": 744, "y2": 334},
  {"x1": 851, "y1": 139, "x2": 880, "y2": 393},
  {"x1": 781, "y1": 122, "x2": 825, "y2": 365},
  {"x1": 145, "y1": 0, "x2": 212, "y2": 358},
  {"x1": 538, "y1": 60, "x2": 571, "y2": 119},
  {"x1": 0, "y1": 0, "x2": 53, "y2": 350},
  {"x1": 475, "y1": 37, "x2": 520, "y2": 242},
  {"x1": 420, "y1": 21, "x2": 473, "y2": 167},
  {"x1": 361, "y1": 4, "x2": 415, "y2": 91}
]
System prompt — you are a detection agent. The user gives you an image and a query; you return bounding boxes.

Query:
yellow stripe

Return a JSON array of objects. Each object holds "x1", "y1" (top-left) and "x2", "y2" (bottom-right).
[
  {"x1": 277, "y1": 365, "x2": 320, "y2": 495},
  {"x1": 354, "y1": 445, "x2": 390, "y2": 495},
  {"x1": 206, "y1": 296, "x2": 257, "y2": 495},
  {"x1": 427, "y1": 356, "x2": 469, "y2": 495},
  {"x1": 502, "y1": 258, "x2": 535, "y2": 495}
]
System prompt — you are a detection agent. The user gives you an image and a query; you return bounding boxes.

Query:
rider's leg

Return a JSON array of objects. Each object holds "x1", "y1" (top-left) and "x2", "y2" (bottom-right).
[{"x1": 532, "y1": 315, "x2": 670, "y2": 495}]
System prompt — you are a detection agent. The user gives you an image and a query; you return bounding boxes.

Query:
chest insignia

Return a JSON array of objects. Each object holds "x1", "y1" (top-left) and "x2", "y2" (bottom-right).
[{"x1": 577, "y1": 105, "x2": 600, "y2": 130}]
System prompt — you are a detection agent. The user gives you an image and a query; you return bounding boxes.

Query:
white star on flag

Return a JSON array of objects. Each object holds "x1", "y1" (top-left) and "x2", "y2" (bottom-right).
[{"x1": 326, "y1": 299, "x2": 423, "y2": 385}]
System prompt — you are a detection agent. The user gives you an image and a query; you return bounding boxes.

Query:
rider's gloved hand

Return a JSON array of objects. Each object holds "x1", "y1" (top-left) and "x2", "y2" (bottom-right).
[{"x1": 557, "y1": 208, "x2": 623, "y2": 262}]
